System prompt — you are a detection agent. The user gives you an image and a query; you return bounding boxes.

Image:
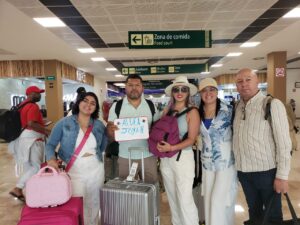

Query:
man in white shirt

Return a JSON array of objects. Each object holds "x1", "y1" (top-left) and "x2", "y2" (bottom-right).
[{"x1": 233, "y1": 68, "x2": 291, "y2": 225}]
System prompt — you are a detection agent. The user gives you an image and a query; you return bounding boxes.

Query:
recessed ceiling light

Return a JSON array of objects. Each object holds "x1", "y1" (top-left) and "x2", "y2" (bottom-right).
[
  {"x1": 283, "y1": 8, "x2": 300, "y2": 18},
  {"x1": 106, "y1": 68, "x2": 117, "y2": 71},
  {"x1": 200, "y1": 72, "x2": 210, "y2": 75},
  {"x1": 240, "y1": 42, "x2": 261, "y2": 48},
  {"x1": 227, "y1": 52, "x2": 243, "y2": 57},
  {"x1": 211, "y1": 64, "x2": 223, "y2": 68},
  {"x1": 77, "y1": 48, "x2": 96, "y2": 53},
  {"x1": 91, "y1": 57, "x2": 106, "y2": 62},
  {"x1": 33, "y1": 17, "x2": 66, "y2": 27},
  {"x1": 115, "y1": 74, "x2": 124, "y2": 77}
]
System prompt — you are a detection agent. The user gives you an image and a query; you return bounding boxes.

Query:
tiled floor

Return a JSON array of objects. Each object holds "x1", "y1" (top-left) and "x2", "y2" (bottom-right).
[{"x1": 0, "y1": 135, "x2": 300, "y2": 225}]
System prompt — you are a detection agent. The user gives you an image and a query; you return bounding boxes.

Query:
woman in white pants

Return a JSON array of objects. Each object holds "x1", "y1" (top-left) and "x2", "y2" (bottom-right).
[
  {"x1": 157, "y1": 76, "x2": 200, "y2": 225},
  {"x1": 198, "y1": 78, "x2": 237, "y2": 225}
]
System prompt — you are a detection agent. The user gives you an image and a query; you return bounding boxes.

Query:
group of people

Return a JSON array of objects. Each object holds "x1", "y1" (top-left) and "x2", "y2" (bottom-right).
[{"x1": 8, "y1": 68, "x2": 293, "y2": 225}]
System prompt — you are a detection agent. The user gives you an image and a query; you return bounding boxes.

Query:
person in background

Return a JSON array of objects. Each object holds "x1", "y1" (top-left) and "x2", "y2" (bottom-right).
[
  {"x1": 107, "y1": 74, "x2": 160, "y2": 183},
  {"x1": 67, "y1": 87, "x2": 86, "y2": 116},
  {"x1": 198, "y1": 78, "x2": 237, "y2": 225},
  {"x1": 8, "y1": 86, "x2": 50, "y2": 202},
  {"x1": 46, "y1": 92, "x2": 107, "y2": 225},
  {"x1": 233, "y1": 68, "x2": 291, "y2": 225},
  {"x1": 157, "y1": 75, "x2": 200, "y2": 225},
  {"x1": 289, "y1": 98, "x2": 296, "y2": 112}
]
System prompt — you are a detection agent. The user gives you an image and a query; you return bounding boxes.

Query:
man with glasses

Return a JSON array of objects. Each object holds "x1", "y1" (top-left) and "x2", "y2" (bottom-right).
[
  {"x1": 107, "y1": 74, "x2": 160, "y2": 183},
  {"x1": 233, "y1": 68, "x2": 291, "y2": 225}
]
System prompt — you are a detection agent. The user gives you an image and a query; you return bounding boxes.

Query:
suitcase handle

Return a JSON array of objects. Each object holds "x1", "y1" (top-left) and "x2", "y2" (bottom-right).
[
  {"x1": 38, "y1": 166, "x2": 58, "y2": 175},
  {"x1": 128, "y1": 147, "x2": 145, "y2": 181}
]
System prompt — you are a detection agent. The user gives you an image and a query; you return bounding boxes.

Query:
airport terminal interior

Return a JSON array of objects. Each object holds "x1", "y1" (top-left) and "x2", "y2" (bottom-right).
[{"x1": 0, "y1": 0, "x2": 300, "y2": 224}]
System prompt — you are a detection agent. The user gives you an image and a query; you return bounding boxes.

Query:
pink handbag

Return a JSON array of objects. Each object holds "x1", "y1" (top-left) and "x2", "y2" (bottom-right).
[{"x1": 25, "y1": 166, "x2": 72, "y2": 208}]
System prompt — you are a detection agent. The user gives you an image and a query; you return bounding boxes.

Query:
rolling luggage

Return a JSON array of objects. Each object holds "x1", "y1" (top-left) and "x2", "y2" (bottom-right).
[
  {"x1": 100, "y1": 147, "x2": 160, "y2": 225},
  {"x1": 18, "y1": 197, "x2": 84, "y2": 225}
]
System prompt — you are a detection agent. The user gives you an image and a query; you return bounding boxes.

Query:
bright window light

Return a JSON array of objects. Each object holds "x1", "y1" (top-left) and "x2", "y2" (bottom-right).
[
  {"x1": 91, "y1": 57, "x2": 106, "y2": 62},
  {"x1": 200, "y1": 71, "x2": 210, "y2": 75},
  {"x1": 283, "y1": 8, "x2": 300, "y2": 18},
  {"x1": 33, "y1": 17, "x2": 66, "y2": 27},
  {"x1": 106, "y1": 68, "x2": 117, "y2": 71},
  {"x1": 114, "y1": 83, "x2": 125, "y2": 87},
  {"x1": 240, "y1": 42, "x2": 261, "y2": 48},
  {"x1": 235, "y1": 205, "x2": 245, "y2": 213},
  {"x1": 77, "y1": 48, "x2": 96, "y2": 53},
  {"x1": 211, "y1": 64, "x2": 223, "y2": 68},
  {"x1": 227, "y1": 52, "x2": 243, "y2": 57},
  {"x1": 115, "y1": 74, "x2": 124, "y2": 77}
]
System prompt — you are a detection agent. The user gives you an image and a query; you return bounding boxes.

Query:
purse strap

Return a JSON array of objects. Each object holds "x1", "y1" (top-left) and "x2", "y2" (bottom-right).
[
  {"x1": 65, "y1": 125, "x2": 93, "y2": 172},
  {"x1": 262, "y1": 193, "x2": 299, "y2": 225}
]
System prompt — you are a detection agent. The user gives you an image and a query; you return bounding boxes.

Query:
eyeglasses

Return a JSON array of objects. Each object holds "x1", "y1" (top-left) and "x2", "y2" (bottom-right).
[{"x1": 172, "y1": 86, "x2": 189, "y2": 93}]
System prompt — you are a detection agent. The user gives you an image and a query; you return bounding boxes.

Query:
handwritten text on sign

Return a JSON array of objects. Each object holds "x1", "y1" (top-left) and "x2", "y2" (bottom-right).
[{"x1": 114, "y1": 117, "x2": 149, "y2": 141}]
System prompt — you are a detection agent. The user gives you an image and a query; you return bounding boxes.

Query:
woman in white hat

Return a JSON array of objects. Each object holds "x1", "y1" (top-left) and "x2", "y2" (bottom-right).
[
  {"x1": 198, "y1": 78, "x2": 237, "y2": 225},
  {"x1": 157, "y1": 75, "x2": 200, "y2": 225}
]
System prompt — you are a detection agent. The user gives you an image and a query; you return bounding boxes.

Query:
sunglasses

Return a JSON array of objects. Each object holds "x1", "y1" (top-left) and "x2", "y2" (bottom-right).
[{"x1": 172, "y1": 86, "x2": 189, "y2": 93}]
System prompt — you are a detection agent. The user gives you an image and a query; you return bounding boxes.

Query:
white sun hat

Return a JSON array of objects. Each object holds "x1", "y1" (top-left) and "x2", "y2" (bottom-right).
[{"x1": 165, "y1": 75, "x2": 198, "y2": 96}]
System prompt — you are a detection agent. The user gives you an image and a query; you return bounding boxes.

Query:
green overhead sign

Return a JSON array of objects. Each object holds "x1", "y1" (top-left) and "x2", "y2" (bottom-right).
[
  {"x1": 143, "y1": 79, "x2": 198, "y2": 89},
  {"x1": 122, "y1": 64, "x2": 208, "y2": 76},
  {"x1": 128, "y1": 30, "x2": 212, "y2": 49},
  {"x1": 45, "y1": 76, "x2": 56, "y2": 81}
]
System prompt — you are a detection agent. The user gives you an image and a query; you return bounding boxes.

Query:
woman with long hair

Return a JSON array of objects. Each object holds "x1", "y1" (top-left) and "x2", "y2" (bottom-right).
[
  {"x1": 198, "y1": 78, "x2": 237, "y2": 225},
  {"x1": 157, "y1": 75, "x2": 200, "y2": 225},
  {"x1": 46, "y1": 92, "x2": 107, "y2": 225}
]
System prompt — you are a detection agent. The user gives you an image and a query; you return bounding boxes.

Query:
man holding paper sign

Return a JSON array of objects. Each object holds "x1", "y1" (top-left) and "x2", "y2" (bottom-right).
[{"x1": 107, "y1": 74, "x2": 160, "y2": 183}]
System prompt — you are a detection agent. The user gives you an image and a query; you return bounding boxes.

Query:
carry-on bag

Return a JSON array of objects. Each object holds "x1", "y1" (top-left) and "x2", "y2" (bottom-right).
[
  {"x1": 25, "y1": 166, "x2": 72, "y2": 208},
  {"x1": 261, "y1": 193, "x2": 300, "y2": 225},
  {"x1": 18, "y1": 197, "x2": 84, "y2": 225},
  {"x1": 100, "y1": 147, "x2": 160, "y2": 225}
]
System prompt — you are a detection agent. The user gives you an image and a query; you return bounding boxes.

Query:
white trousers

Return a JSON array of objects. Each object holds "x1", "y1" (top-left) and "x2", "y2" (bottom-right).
[
  {"x1": 16, "y1": 140, "x2": 44, "y2": 189},
  {"x1": 68, "y1": 155, "x2": 104, "y2": 225},
  {"x1": 161, "y1": 150, "x2": 199, "y2": 225},
  {"x1": 202, "y1": 165, "x2": 237, "y2": 225}
]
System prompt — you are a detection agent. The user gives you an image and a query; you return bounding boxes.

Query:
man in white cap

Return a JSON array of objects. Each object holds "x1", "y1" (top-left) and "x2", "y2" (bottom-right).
[{"x1": 8, "y1": 86, "x2": 50, "y2": 201}]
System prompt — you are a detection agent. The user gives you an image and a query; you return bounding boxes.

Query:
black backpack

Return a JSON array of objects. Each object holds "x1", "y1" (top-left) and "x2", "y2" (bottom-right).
[
  {"x1": 0, "y1": 101, "x2": 31, "y2": 142},
  {"x1": 106, "y1": 99, "x2": 155, "y2": 157}
]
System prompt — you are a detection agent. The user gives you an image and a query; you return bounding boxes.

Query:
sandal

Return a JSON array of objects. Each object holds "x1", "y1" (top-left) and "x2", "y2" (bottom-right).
[{"x1": 9, "y1": 191, "x2": 25, "y2": 202}]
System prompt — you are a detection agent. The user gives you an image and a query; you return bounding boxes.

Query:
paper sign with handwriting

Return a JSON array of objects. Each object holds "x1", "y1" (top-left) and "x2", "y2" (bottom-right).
[{"x1": 114, "y1": 117, "x2": 149, "y2": 141}]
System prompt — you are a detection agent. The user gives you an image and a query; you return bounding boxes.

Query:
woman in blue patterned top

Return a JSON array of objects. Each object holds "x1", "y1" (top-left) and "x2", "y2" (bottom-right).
[{"x1": 198, "y1": 78, "x2": 237, "y2": 225}]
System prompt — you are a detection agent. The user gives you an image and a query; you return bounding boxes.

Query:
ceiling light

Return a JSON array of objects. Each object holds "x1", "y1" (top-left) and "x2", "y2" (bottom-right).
[
  {"x1": 77, "y1": 48, "x2": 95, "y2": 53},
  {"x1": 200, "y1": 72, "x2": 210, "y2": 75},
  {"x1": 283, "y1": 8, "x2": 300, "y2": 18},
  {"x1": 252, "y1": 69, "x2": 258, "y2": 73},
  {"x1": 298, "y1": 52, "x2": 300, "y2": 54},
  {"x1": 106, "y1": 68, "x2": 117, "y2": 71},
  {"x1": 114, "y1": 83, "x2": 125, "y2": 87},
  {"x1": 211, "y1": 64, "x2": 223, "y2": 68},
  {"x1": 33, "y1": 17, "x2": 66, "y2": 27},
  {"x1": 227, "y1": 52, "x2": 243, "y2": 57},
  {"x1": 240, "y1": 42, "x2": 261, "y2": 48},
  {"x1": 115, "y1": 74, "x2": 124, "y2": 77},
  {"x1": 91, "y1": 57, "x2": 106, "y2": 62}
]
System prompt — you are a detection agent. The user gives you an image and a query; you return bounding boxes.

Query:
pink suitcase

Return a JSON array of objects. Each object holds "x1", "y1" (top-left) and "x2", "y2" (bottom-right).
[
  {"x1": 18, "y1": 197, "x2": 84, "y2": 225},
  {"x1": 25, "y1": 166, "x2": 72, "y2": 208}
]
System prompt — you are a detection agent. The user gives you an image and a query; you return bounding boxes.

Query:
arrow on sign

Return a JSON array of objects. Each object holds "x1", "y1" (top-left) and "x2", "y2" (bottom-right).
[{"x1": 132, "y1": 35, "x2": 141, "y2": 44}]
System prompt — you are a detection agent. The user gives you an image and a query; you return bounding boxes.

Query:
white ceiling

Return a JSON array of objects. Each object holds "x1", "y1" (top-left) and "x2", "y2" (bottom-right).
[{"x1": 0, "y1": 0, "x2": 300, "y2": 82}]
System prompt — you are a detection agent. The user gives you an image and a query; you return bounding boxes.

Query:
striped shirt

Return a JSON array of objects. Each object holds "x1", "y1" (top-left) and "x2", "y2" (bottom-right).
[{"x1": 233, "y1": 91, "x2": 291, "y2": 180}]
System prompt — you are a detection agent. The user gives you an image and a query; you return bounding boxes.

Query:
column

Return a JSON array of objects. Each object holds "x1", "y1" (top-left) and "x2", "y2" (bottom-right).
[
  {"x1": 44, "y1": 60, "x2": 64, "y2": 123},
  {"x1": 267, "y1": 51, "x2": 287, "y2": 102}
]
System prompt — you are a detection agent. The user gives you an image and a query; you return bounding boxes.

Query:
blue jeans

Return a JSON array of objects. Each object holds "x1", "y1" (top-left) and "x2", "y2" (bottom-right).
[{"x1": 237, "y1": 169, "x2": 282, "y2": 222}]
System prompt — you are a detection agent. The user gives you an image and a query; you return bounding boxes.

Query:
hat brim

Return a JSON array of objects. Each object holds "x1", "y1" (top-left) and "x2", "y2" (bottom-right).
[{"x1": 165, "y1": 83, "x2": 198, "y2": 96}]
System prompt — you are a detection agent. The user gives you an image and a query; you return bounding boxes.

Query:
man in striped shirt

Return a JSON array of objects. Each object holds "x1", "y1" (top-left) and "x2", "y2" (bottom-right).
[{"x1": 233, "y1": 68, "x2": 291, "y2": 225}]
